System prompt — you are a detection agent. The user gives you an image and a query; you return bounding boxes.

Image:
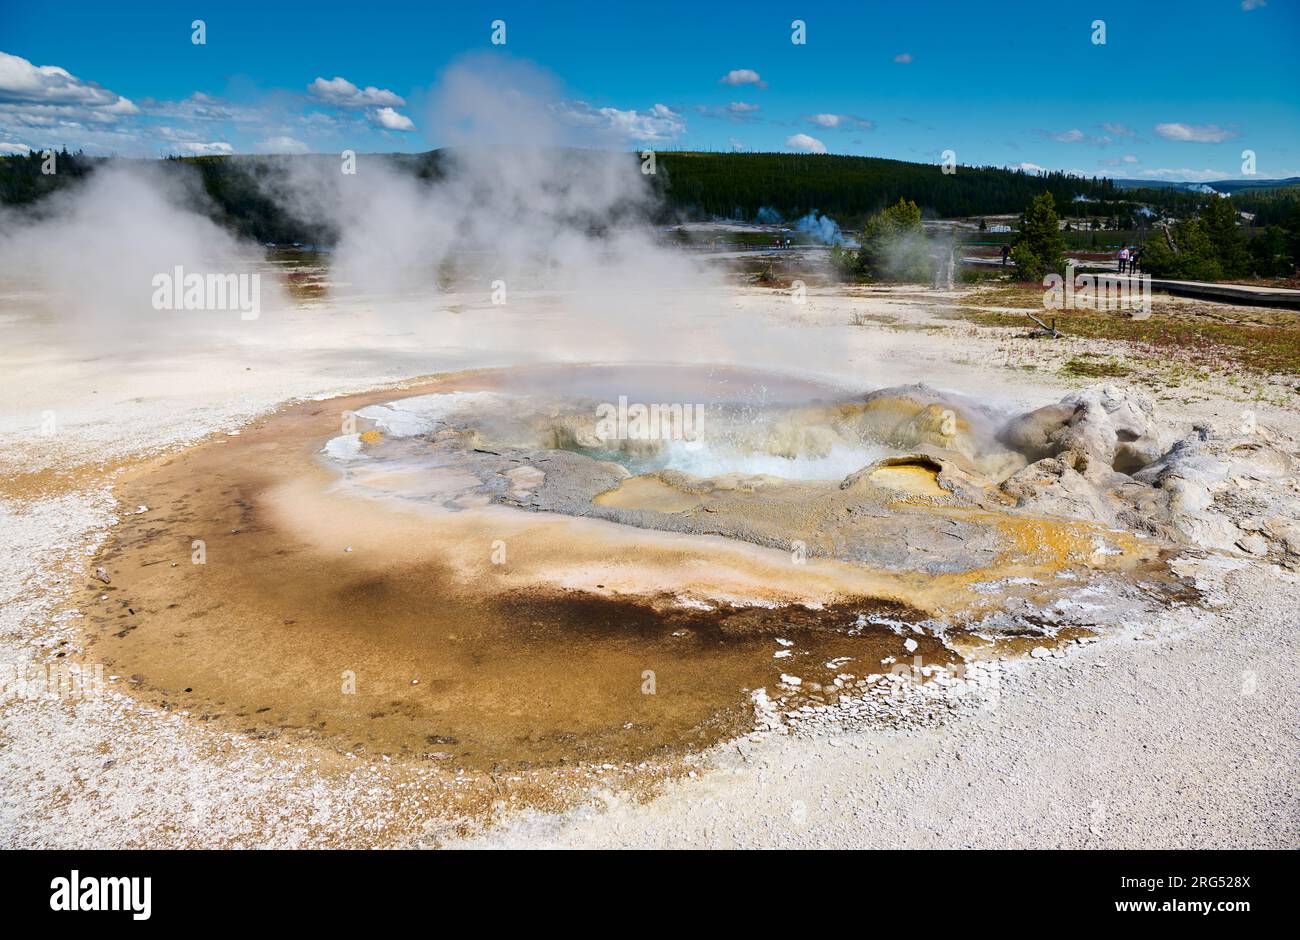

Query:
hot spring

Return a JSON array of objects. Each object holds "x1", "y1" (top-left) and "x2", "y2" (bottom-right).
[{"x1": 75, "y1": 363, "x2": 1193, "y2": 777}]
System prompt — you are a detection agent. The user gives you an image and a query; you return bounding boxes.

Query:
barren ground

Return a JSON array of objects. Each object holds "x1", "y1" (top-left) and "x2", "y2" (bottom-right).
[{"x1": 1, "y1": 282, "x2": 1296, "y2": 848}]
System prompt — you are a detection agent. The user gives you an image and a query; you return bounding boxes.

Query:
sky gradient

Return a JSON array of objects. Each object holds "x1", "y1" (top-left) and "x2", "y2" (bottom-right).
[{"x1": 1, "y1": 0, "x2": 1297, "y2": 181}]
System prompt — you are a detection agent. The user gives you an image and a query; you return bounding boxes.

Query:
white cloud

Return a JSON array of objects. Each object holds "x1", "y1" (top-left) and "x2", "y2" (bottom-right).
[
  {"x1": 369, "y1": 106, "x2": 415, "y2": 131},
  {"x1": 1139, "y1": 167, "x2": 1230, "y2": 181},
  {"x1": 0, "y1": 118, "x2": 145, "y2": 154},
  {"x1": 556, "y1": 101, "x2": 685, "y2": 142},
  {"x1": 1154, "y1": 122, "x2": 1238, "y2": 143},
  {"x1": 599, "y1": 103, "x2": 684, "y2": 140},
  {"x1": 1100, "y1": 122, "x2": 1137, "y2": 138},
  {"x1": 1100, "y1": 154, "x2": 1140, "y2": 166},
  {"x1": 157, "y1": 125, "x2": 200, "y2": 142},
  {"x1": 257, "y1": 135, "x2": 310, "y2": 154},
  {"x1": 0, "y1": 64, "x2": 303, "y2": 157},
  {"x1": 139, "y1": 92, "x2": 254, "y2": 124},
  {"x1": 720, "y1": 69, "x2": 766, "y2": 88},
  {"x1": 177, "y1": 141, "x2": 234, "y2": 155},
  {"x1": 0, "y1": 52, "x2": 138, "y2": 144},
  {"x1": 308, "y1": 76, "x2": 405, "y2": 109},
  {"x1": 0, "y1": 141, "x2": 31, "y2": 154},
  {"x1": 893, "y1": 53, "x2": 914, "y2": 64},
  {"x1": 805, "y1": 113, "x2": 874, "y2": 131},
  {"x1": 728, "y1": 137, "x2": 746, "y2": 151},
  {"x1": 1048, "y1": 127, "x2": 1112, "y2": 145},
  {"x1": 0, "y1": 51, "x2": 137, "y2": 115},
  {"x1": 693, "y1": 102, "x2": 759, "y2": 123},
  {"x1": 785, "y1": 133, "x2": 827, "y2": 154},
  {"x1": 0, "y1": 111, "x2": 56, "y2": 128},
  {"x1": 1015, "y1": 162, "x2": 1047, "y2": 172},
  {"x1": 1242, "y1": 0, "x2": 1266, "y2": 10}
]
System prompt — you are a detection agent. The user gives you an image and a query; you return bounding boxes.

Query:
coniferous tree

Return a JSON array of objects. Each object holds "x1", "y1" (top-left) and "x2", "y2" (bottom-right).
[
  {"x1": 1010, "y1": 192, "x2": 1065, "y2": 282},
  {"x1": 857, "y1": 198, "x2": 931, "y2": 282},
  {"x1": 1199, "y1": 197, "x2": 1249, "y2": 277}
]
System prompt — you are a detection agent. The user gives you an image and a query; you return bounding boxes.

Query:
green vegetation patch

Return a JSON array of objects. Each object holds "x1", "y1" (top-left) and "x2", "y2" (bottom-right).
[
  {"x1": 1060, "y1": 355, "x2": 1132, "y2": 379},
  {"x1": 955, "y1": 307, "x2": 1300, "y2": 376}
]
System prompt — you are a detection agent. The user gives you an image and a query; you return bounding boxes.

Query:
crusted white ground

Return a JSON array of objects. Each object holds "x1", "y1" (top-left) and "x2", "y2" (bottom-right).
[
  {"x1": 456, "y1": 554, "x2": 1299, "y2": 849},
  {"x1": 2, "y1": 285, "x2": 1296, "y2": 848}
]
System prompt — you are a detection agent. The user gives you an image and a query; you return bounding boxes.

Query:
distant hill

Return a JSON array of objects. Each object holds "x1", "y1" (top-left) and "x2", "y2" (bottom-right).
[
  {"x1": 1114, "y1": 176, "x2": 1300, "y2": 195},
  {"x1": 652, "y1": 151, "x2": 1123, "y2": 223},
  {"x1": 0, "y1": 148, "x2": 1214, "y2": 245}
]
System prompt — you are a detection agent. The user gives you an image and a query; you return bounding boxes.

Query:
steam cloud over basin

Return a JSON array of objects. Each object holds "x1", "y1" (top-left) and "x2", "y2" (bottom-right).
[
  {"x1": 76, "y1": 362, "x2": 1286, "y2": 777},
  {"x1": 1, "y1": 0, "x2": 1295, "y2": 856},
  {"x1": 0, "y1": 162, "x2": 280, "y2": 333},
  {"x1": 0, "y1": 55, "x2": 733, "y2": 359}
]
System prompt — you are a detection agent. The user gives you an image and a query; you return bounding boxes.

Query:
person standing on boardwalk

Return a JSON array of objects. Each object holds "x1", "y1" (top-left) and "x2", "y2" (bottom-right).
[
  {"x1": 1118, "y1": 245, "x2": 1130, "y2": 273},
  {"x1": 1001, "y1": 243, "x2": 1011, "y2": 266},
  {"x1": 1129, "y1": 246, "x2": 1141, "y2": 275}
]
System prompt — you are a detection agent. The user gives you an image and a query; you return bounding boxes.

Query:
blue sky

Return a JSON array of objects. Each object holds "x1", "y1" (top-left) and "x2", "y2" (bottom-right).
[{"x1": 1, "y1": 0, "x2": 1296, "y2": 180}]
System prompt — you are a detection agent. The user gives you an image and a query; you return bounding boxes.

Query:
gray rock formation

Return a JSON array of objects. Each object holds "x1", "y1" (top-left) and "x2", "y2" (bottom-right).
[
  {"x1": 994, "y1": 385, "x2": 1299, "y2": 566},
  {"x1": 999, "y1": 384, "x2": 1167, "y2": 478}
]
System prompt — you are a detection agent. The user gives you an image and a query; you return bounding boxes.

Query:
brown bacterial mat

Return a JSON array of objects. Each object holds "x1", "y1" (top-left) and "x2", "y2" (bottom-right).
[
  {"x1": 71, "y1": 365, "x2": 1186, "y2": 780},
  {"x1": 74, "y1": 371, "x2": 959, "y2": 773}
]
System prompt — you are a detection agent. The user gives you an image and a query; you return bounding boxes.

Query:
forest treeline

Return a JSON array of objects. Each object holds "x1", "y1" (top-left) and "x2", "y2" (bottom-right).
[
  {"x1": 651, "y1": 151, "x2": 1125, "y2": 223},
  {"x1": 0, "y1": 147, "x2": 1138, "y2": 234},
  {"x1": 2, "y1": 148, "x2": 1298, "y2": 270}
]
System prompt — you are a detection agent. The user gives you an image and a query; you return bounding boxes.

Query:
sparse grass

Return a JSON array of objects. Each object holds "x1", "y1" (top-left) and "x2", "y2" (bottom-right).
[
  {"x1": 1060, "y1": 355, "x2": 1132, "y2": 379},
  {"x1": 957, "y1": 266, "x2": 1012, "y2": 285},
  {"x1": 849, "y1": 312, "x2": 897, "y2": 326},
  {"x1": 754, "y1": 262, "x2": 794, "y2": 289},
  {"x1": 886, "y1": 322, "x2": 948, "y2": 333},
  {"x1": 953, "y1": 296, "x2": 1300, "y2": 377},
  {"x1": 958, "y1": 285, "x2": 1047, "y2": 309}
]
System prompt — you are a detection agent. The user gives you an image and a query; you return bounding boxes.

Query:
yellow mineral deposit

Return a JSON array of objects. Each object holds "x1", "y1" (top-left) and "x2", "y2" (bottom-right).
[{"x1": 73, "y1": 365, "x2": 1191, "y2": 817}]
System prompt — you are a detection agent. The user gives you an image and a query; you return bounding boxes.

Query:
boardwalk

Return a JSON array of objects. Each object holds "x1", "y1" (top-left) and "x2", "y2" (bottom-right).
[
  {"x1": 964, "y1": 257, "x2": 1300, "y2": 310},
  {"x1": 1100, "y1": 275, "x2": 1300, "y2": 310}
]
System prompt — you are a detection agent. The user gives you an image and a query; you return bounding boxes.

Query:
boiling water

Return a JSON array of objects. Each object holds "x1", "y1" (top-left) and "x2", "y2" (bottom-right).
[{"x1": 322, "y1": 364, "x2": 902, "y2": 483}]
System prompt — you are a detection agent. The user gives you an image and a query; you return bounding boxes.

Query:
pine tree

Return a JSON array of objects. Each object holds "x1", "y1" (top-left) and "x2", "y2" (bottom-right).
[
  {"x1": 1199, "y1": 197, "x2": 1249, "y2": 277},
  {"x1": 1010, "y1": 192, "x2": 1065, "y2": 282},
  {"x1": 857, "y1": 198, "x2": 931, "y2": 282}
]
